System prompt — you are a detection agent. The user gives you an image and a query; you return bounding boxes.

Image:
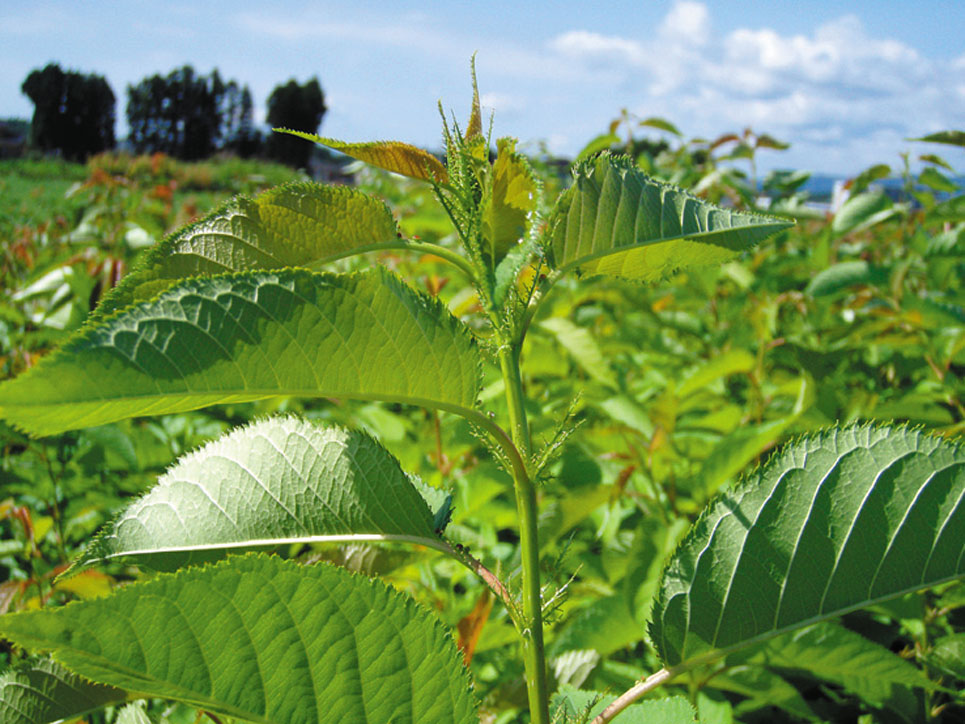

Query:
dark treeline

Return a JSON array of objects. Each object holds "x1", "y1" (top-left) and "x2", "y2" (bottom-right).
[{"x1": 18, "y1": 63, "x2": 326, "y2": 167}]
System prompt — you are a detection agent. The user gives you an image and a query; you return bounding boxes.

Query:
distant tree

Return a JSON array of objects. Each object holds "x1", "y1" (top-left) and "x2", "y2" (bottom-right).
[
  {"x1": 265, "y1": 77, "x2": 326, "y2": 168},
  {"x1": 127, "y1": 66, "x2": 253, "y2": 160},
  {"x1": 221, "y1": 82, "x2": 261, "y2": 157},
  {"x1": 21, "y1": 63, "x2": 115, "y2": 161}
]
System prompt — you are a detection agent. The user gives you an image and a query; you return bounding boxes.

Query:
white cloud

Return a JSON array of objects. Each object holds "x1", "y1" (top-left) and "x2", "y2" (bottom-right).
[
  {"x1": 658, "y1": 0, "x2": 710, "y2": 46},
  {"x1": 542, "y1": 1, "x2": 962, "y2": 172},
  {"x1": 547, "y1": 30, "x2": 645, "y2": 66}
]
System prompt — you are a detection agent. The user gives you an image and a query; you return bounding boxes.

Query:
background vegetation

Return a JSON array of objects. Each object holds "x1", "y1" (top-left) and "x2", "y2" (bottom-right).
[{"x1": 0, "y1": 111, "x2": 963, "y2": 723}]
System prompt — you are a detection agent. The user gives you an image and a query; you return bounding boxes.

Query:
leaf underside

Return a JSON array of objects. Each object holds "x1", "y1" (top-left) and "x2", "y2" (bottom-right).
[
  {"x1": 0, "y1": 658, "x2": 127, "y2": 724},
  {"x1": 79, "y1": 416, "x2": 438, "y2": 572},
  {"x1": 548, "y1": 154, "x2": 792, "y2": 281},
  {"x1": 94, "y1": 181, "x2": 400, "y2": 320},
  {"x1": 276, "y1": 130, "x2": 449, "y2": 185},
  {"x1": 650, "y1": 424, "x2": 965, "y2": 667},
  {"x1": 0, "y1": 554, "x2": 477, "y2": 724},
  {"x1": 0, "y1": 268, "x2": 479, "y2": 437}
]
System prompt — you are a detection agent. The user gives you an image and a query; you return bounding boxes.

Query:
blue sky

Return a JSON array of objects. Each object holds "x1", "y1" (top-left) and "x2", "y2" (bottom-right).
[{"x1": 2, "y1": 1, "x2": 963, "y2": 175}]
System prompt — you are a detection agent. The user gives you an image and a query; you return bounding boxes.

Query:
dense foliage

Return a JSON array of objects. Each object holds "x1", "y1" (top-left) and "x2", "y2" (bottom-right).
[{"x1": 0, "y1": 72, "x2": 963, "y2": 724}]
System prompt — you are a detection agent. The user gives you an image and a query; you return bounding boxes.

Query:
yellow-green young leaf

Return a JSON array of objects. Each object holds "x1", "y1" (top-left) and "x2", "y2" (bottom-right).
[
  {"x1": 464, "y1": 57, "x2": 484, "y2": 142},
  {"x1": 0, "y1": 268, "x2": 479, "y2": 437},
  {"x1": 548, "y1": 154, "x2": 791, "y2": 282},
  {"x1": 482, "y1": 138, "x2": 537, "y2": 260},
  {"x1": 650, "y1": 424, "x2": 965, "y2": 668},
  {"x1": 277, "y1": 129, "x2": 448, "y2": 184},
  {"x1": 0, "y1": 554, "x2": 478, "y2": 724},
  {"x1": 78, "y1": 417, "x2": 441, "y2": 572},
  {"x1": 94, "y1": 182, "x2": 400, "y2": 320},
  {"x1": 0, "y1": 658, "x2": 127, "y2": 724}
]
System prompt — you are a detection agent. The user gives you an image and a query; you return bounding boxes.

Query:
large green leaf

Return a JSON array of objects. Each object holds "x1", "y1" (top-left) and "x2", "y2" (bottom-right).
[
  {"x1": 95, "y1": 181, "x2": 400, "y2": 320},
  {"x1": 0, "y1": 658, "x2": 127, "y2": 724},
  {"x1": 0, "y1": 268, "x2": 479, "y2": 437},
  {"x1": 0, "y1": 554, "x2": 477, "y2": 723},
  {"x1": 78, "y1": 416, "x2": 441, "y2": 572},
  {"x1": 546, "y1": 154, "x2": 791, "y2": 281},
  {"x1": 650, "y1": 424, "x2": 965, "y2": 667},
  {"x1": 277, "y1": 130, "x2": 449, "y2": 184}
]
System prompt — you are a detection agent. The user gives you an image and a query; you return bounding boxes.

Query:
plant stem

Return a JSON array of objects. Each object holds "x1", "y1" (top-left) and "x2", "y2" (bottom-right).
[
  {"x1": 497, "y1": 342, "x2": 550, "y2": 724},
  {"x1": 590, "y1": 667, "x2": 680, "y2": 724}
]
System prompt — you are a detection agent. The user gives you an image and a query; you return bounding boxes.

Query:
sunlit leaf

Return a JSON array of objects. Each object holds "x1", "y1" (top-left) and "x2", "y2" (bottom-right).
[
  {"x1": 547, "y1": 154, "x2": 791, "y2": 282},
  {"x1": 77, "y1": 416, "x2": 442, "y2": 573},
  {"x1": 0, "y1": 269, "x2": 480, "y2": 437},
  {"x1": 277, "y1": 130, "x2": 448, "y2": 184},
  {"x1": 95, "y1": 182, "x2": 400, "y2": 319},
  {"x1": 651, "y1": 424, "x2": 965, "y2": 667},
  {"x1": 0, "y1": 554, "x2": 478, "y2": 723},
  {"x1": 482, "y1": 138, "x2": 536, "y2": 260}
]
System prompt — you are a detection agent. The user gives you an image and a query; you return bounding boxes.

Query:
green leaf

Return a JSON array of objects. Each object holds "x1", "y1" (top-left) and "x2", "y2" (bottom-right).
[
  {"x1": 737, "y1": 621, "x2": 934, "y2": 705},
  {"x1": 0, "y1": 554, "x2": 477, "y2": 724},
  {"x1": 650, "y1": 424, "x2": 965, "y2": 668},
  {"x1": 482, "y1": 138, "x2": 537, "y2": 260},
  {"x1": 928, "y1": 633, "x2": 965, "y2": 681},
  {"x1": 0, "y1": 268, "x2": 480, "y2": 437},
  {"x1": 911, "y1": 131, "x2": 965, "y2": 148},
  {"x1": 638, "y1": 117, "x2": 683, "y2": 137},
  {"x1": 848, "y1": 164, "x2": 891, "y2": 195},
  {"x1": 706, "y1": 665, "x2": 816, "y2": 721},
  {"x1": 919, "y1": 167, "x2": 959, "y2": 193},
  {"x1": 547, "y1": 155, "x2": 791, "y2": 282},
  {"x1": 686, "y1": 378, "x2": 810, "y2": 499},
  {"x1": 95, "y1": 182, "x2": 400, "y2": 320},
  {"x1": 116, "y1": 702, "x2": 151, "y2": 724},
  {"x1": 77, "y1": 416, "x2": 442, "y2": 572},
  {"x1": 805, "y1": 260, "x2": 890, "y2": 297},
  {"x1": 553, "y1": 684, "x2": 696, "y2": 724},
  {"x1": 575, "y1": 132, "x2": 621, "y2": 162},
  {"x1": 931, "y1": 195, "x2": 965, "y2": 222},
  {"x1": 277, "y1": 130, "x2": 449, "y2": 184},
  {"x1": 832, "y1": 191, "x2": 896, "y2": 237},
  {"x1": 677, "y1": 349, "x2": 755, "y2": 399},
  {"x1": 0, "y1": 658, "x2": 127, "y2": 724},
  {"x1": 540, "y1": 317, "x2": 617, "y2": 389}
]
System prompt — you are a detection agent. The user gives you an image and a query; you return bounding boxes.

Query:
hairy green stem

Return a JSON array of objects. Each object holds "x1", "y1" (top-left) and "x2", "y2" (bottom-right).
[{"x1": 497, "y1": 342, "x2": 550, "y2": 724}]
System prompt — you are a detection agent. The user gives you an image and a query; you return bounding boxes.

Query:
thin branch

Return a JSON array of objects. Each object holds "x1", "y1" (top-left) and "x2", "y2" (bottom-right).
[
  {"x1": 444, "y1": 539, "x2": 519, "y2": 623},
  {"x1": 590, "y1": 667, "x2": 680, "y2": 724}
]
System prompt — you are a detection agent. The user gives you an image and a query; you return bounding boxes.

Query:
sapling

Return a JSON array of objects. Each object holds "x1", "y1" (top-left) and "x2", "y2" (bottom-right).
[{"x1": 0, "y1": 67, "x2": 963, "y2": 724}]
